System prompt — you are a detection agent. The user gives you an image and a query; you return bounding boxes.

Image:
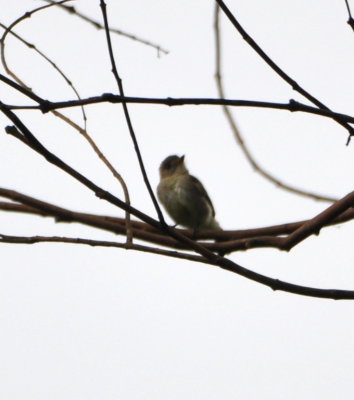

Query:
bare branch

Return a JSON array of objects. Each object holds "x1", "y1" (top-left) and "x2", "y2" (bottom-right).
[
  {"x1": 0, "y1": 18, "x2": 87, "y2": 128},
  {"x1": 279, "y1": 190, "x2": 354, "y2": 250},
  {"x1": 215, "y1": 0, "x2": 354, "y2": 141},
  {"x1": 214, "y1": 5, "x2": 338, "y2": 203},
  {"x1": 344, "y1": 0, "x2": 354, "y2": 32},
  {"x1": 0, "y1": 233, "x2": 206, "y2": 264},
  {"x1": 40, "y1": 0, "x2": 169, "y2": 56},
  {"x1": 1, "y1": 185, "x2": 354, "y2": 299},
  {"x1": 1, "y1": 3, "x2": 353, "y2": 300},
  {"x1": 0, "y1": 110, "x2": 222, "y2": 262},
  {"x1": 0, "y1": 8, "x2": 133, "y2": 241},
  {"x1": 1, "y1": 188, "x2": 354, "y2": 254},
  {"x1": 7, "y1": 94, "x2": 354, "y2": 128},
  {"x1": 99, "y1": 0, "x2": 165, "y2": 233},
  {"x1": 2, "y1": 218, "x2": 354, "y2": 300},
  {"x1": 0, "y1": 0, "x2": 71, "y2": 88}
]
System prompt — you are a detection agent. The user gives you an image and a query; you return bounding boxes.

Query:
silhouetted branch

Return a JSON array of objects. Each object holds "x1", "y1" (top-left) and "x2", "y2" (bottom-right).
[
  {"x1": 2, "y1": 226, "x2": 354, "y2": 299},
  {"x1": 0, "y1": 0, "x2": 71, "y2": 88},
  {"x1": 5, "y1": 93, "x2": 354, "y2": 127},
  {"x1": 214, "y1": 5, "x2": 337, "y2": 203},
  {"x1": 0, "y1": 7, "x2": 133, "y2": 241},
  {"x1": 1, "y1": 3, "x2": 353, "y2": 300},
  {"x1": 2, "y1": 198, "x2": 354, "y2": 299},
  {"x1": 0, "y1": 108, "x2": 221, "y2": 262},
  {"x1": 215, "y1": 0, "x2": 354, "y2": 142},
  {"x1": 344, "y1": 0, "x2": 354, "y2": 32},
  {"x1": 41, "y1": 0, "x2": 169, "y2": 56},
  {"x1": 0, "y1": 233, "x2": 206, "y2": 263},
  {"x1": 3, "y1": 94, "x2": 354, "y2": 128},
  {"x1": 1, "y1": 187, "x2": 354, "y2": 254},
  {"x1": 99, "y1": 0, "x2": 165, "y2": 232}
]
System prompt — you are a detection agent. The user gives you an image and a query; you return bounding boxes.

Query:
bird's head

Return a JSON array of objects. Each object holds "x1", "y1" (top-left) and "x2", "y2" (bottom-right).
[{"x1": 159, "y1": 155, "x2": 187, "y2": 178}]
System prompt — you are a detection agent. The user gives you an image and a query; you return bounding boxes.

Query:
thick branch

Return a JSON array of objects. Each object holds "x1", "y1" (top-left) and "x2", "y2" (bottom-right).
[
  {"x1": 6, "y1": 95, "x2": 354, "y2": 127},
  {"x1": 1, "y1": 186, "x2": 354, "y2": 299},
  {"x1": 1, "y1": 188, "x2": 354, "y2": 253}
]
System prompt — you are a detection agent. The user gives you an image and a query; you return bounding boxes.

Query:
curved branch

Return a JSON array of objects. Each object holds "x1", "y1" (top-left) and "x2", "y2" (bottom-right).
[
  {"x1": 215, "y1": 0, "x2": 354, "y2": 140},
  {"x1": 1, "y1": 184, "x2": 354, "y2": 299},
  {"x1": 214, "y1": 4, "x2": 337, "y2": 203},
  {"x1": 1, "y1": 187, "x2": 354, "y2": 254},
  {"x1": 0, "y1": 0, "x2": 71, "y2": 88},
  {"x1": 0, "y1": 6, "x2": 133, "y2": 241},
  {"x1": 1, "y1": 229, "x2": 354, "y2": 299},
  {"x1": 41, "y1": 0, "x2": 169, "y2": 56}
]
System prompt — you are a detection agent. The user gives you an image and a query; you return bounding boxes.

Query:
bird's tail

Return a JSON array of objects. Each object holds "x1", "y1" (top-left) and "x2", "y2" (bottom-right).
[{"x1": 208, "y1": 218, "x2": 222, "y2": 231}]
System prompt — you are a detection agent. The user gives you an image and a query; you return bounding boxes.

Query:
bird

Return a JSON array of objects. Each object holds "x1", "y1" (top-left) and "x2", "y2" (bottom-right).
[{"x1": 157, "y1": 155, "x2": 221, "y2": 230}]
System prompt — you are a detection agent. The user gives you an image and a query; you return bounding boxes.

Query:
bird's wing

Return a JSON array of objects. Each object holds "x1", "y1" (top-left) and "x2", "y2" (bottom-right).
[{"x1": 178, "y1": 175, "x2": 215, "y2": 217}]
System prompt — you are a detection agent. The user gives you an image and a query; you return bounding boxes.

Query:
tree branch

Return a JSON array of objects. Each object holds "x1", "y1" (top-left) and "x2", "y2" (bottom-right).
[
  {"x1": 40, "y1": 0, "x2": 169, "y2": 55},
  {"x1": 1, "y1": 187, "x2": 354, "y2": 253},
  {"x1": 5, "y1": 94, "x2": 354, "y2": 128},
  {"x1": 99, "y1": 0, "x2": 165, "y2": 235},
  {"x1": 215, "y1": 0, "x2": 354, "y2": 141},
  {"x1": 213, "y1": 5, "x2": 337, "y2": 204}
]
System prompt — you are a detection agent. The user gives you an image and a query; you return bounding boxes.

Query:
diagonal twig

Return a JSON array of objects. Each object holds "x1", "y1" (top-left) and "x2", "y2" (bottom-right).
[
  {"x1": 0, "y1": 4, "x2": 133, "y2": 241},
  {"x1": 99, "y1": 0, "x2": 165, "y2": 234},
  {"x1": 344, "y1": 0, "x2": 354, "y2": 32},
  {"x1": 215, "y1": 0, "x2": 354, "y2": 143},
  {"x1": 40, "y1": 0, "x2": 169, "y2": 56},
  {"x1": 214, "y1": 4, "x2": 336, "y2": 203}
]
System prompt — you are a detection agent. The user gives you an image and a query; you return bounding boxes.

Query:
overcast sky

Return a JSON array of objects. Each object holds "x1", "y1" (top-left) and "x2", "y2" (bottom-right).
[{"x1": 1, "y1": 1, "x2": 354, "y2": 399}]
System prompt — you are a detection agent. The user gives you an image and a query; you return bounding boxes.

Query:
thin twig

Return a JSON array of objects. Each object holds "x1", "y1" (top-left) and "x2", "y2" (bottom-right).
[
  {"x1": 214, "y1": 5, "x2": 336, "y2": 203},
  {"x1": 215, "y1": 0, "x2": 354, "y2": 142},
  {"x1": 0, "y1": 0, "x2": 71, "y2": 88},
  {"x1": 40, "y1": 0, "x2": 169, "y2": 56},
  {"x1": 0, "y1": 233, "x2": 206, "y2": 264},
  {"x1": 0, "y1": 20, "x2": 87, "y2": 129},
  {"x1": 99, "y1": 0, "x2": 165, "y2": 238},
  {"x1": 50, "y1": 110, "x2": 134, "y2": 242},
  {"x1": 2, "y1": 227, "x2": 354, "y2": 299},
  {"x1": 0, "y1": 7, "x2": 133, "y2": 240},
  {"x1": 345, "y1": 0, "x2": 353, "y2": 16},
  {"x1": 345, "y1": 0, "x2": 354, "y2": 32}
]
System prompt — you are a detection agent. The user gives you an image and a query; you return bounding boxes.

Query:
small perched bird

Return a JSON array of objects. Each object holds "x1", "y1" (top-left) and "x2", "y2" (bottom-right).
[{"x1": 157, "y1": 155, "x2": 221, "y2": 230}]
